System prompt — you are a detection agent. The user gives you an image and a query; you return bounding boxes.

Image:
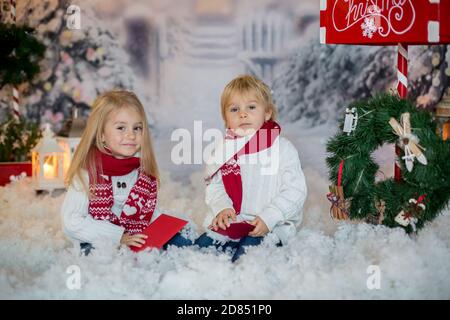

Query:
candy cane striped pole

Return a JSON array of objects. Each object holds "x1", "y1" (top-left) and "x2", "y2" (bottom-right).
[
  {"x1": 12, "y1": 86, "x2": 20, "y2": 119},
  {"x1": 395, "y1": 43, "x2": 408, "y2": 182},
  {"x1": 10, "y1": 0, "x2": 20, "y2": 121},
  {"x1": 397, "y1": 43, "x2": 408, "y2": 98}
]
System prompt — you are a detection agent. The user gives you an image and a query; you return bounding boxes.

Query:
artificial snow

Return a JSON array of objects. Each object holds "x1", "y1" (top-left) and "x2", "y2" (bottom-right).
[{"x1": 1, "y1": 123, "x2": 449, "y2": 299}]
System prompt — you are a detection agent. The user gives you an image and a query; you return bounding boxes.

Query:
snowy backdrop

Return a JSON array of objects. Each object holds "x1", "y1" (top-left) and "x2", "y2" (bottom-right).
[{"x1": 0, "y1": 0, "x2": 449, "y2": 299}]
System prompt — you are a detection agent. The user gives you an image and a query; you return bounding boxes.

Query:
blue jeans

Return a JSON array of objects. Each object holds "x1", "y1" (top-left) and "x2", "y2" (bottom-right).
[
  {"x1": 79, "y1": 232, "x2": 192, "y2": 255},
  {"x1": 162, "y1": 232, "x2": 193, "y2": 250},
  {"x1": 194, "y1": 233, "x2": 264, "y2": 263}
]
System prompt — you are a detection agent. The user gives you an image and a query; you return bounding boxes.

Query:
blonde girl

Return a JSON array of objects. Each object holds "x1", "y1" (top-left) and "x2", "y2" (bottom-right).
[{"x1": 61, "y1": 90, "x2": 191, "y2": 254}]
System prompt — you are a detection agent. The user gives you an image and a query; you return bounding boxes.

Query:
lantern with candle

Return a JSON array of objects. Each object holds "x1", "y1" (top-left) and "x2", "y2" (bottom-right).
[
  {"x1": 56, "y1": 107, "x2": 85, "y2": 177},
  {"x1": 435, "y1": 90, "x2": 450, "y2": 141},
  {"x1": 31, "y1": 124, "x2": 65, "y2": 191}
]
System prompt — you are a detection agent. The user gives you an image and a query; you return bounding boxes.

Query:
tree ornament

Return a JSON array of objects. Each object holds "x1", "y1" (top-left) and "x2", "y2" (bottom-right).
[
  {"x1": 395, "y1": 195, "x2": 427, "y2": 232},
  {"x1": 327, "y1": 160, "x2": 349, "y2": 220},
  {"x1": 389, "y1": 113, "x2": 427, "y2": 172},
  {"x1": 343, "y1": 107, "x2": 358, "y2": 135}
]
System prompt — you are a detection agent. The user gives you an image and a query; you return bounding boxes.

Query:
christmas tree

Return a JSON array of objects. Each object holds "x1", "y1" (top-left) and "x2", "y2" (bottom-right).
[{"x1": 0, "y1": 0, "x2": 143, "y2": 133}]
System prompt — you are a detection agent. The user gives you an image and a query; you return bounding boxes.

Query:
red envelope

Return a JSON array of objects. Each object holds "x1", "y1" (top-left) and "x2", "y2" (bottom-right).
[
  {"x1": 130, "y1": 214, "x2": 188, "y2": 252},
  {"x1": 213, "y1": 221, "x2": 256, "y2": 240}
]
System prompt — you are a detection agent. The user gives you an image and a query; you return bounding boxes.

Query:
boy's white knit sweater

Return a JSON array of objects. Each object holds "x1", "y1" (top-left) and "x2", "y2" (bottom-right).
[
  {"x1": 204, "y1": 136, "x2": 307, "y2": 244},
  {"x1": 60, "y1": 169, "x2": 163, "y2": 246}
]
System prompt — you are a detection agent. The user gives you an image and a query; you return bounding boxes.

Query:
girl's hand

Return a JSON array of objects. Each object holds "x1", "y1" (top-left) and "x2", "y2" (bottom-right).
[
  {"x1": 248, "y1": 216, "x2": 269, "y2": 237},
  {"x1": 209, "y1": 208, "x2": 236, "y2": 231},
  {"x1": 120, "y1": 233, "x2": 148, "y2": 248}
]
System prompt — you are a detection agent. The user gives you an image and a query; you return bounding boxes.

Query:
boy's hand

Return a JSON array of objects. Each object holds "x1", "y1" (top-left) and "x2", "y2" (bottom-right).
[
  {"x1": 210, "y1": 208, "x2": 236, "y2": 231},
  {"x1": 120, "y1": 233, "x2": 148, "y2": 248},
  {"x1": 248, "y1": 216, "x2": 269, "y2": 237}
]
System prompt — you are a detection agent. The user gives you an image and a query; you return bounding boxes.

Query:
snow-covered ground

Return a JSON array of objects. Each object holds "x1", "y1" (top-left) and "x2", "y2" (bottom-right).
[{"x1": 1, "y1": 121, "x2": 449, "y2": 299}]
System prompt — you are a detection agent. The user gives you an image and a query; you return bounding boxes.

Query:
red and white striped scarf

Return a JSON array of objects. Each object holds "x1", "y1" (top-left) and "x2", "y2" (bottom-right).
[
  {"x1": 88, "y1": 149, "x2": 157, "y2": 234},
  {"x1": 209, "y1": 121, "x2": 281, "y2": 216}
]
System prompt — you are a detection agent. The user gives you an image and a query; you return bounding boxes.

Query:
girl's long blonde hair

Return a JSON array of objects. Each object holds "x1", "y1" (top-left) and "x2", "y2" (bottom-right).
[{"x1": 66, "y1": 90, "x2": 159, "y2": 196}]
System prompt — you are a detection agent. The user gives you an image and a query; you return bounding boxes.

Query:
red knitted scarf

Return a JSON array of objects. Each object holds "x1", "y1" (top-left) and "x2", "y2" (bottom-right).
[
  {"x1": 219, "y1": 121, "x2": 281, "y2": 215},
  {"x1": 88, "y1": 149, "x2": 157, "y2": 234}
]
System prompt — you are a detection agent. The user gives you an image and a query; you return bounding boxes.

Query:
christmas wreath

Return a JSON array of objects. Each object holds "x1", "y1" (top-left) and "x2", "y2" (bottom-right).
[{"x1": 326, "y1": 93, "x2": 450, "y2": 232}]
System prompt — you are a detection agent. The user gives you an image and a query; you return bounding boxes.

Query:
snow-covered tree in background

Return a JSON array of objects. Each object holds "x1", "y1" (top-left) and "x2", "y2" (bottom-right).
[
  {"x1": 0, "y1": 0, "x2": 143, "y2": 132},
  {"x1": 273, "y1": 36, "x2": 450, "y2": 126},
  {"x1": 272, "y1": 39, "x2": 395, "y2": 125},
  {"x1": 1, "y1": 0, "x2": 447, "y2": 132},
  {"x1": 409, "y1": 45, "x2": 450, "y2": 109}
]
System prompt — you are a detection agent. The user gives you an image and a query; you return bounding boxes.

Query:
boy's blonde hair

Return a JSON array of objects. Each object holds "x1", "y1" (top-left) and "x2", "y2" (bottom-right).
[
  {"x1": 66, "y1": 90, "x2": 159, "y2": 195},
  {"x1": 220, "y1": 74, "x2": 277, "y2": 123}
]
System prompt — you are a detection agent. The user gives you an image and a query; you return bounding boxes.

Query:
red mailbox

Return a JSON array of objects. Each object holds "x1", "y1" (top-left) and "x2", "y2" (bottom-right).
[{"x1": 320, "y1": 0, "x2": 450, "y2": 45}]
